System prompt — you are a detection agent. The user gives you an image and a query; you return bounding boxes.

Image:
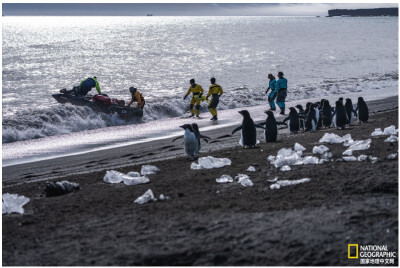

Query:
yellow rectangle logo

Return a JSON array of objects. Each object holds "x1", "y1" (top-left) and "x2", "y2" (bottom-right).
[{"x1": 348, "y1": 244, "x2": 359, "y2": 259}]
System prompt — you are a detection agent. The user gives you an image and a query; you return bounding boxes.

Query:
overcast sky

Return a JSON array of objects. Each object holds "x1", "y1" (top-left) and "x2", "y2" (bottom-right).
[{"x1": 2, "y1": 3, "x2": 398, "y2": 16}]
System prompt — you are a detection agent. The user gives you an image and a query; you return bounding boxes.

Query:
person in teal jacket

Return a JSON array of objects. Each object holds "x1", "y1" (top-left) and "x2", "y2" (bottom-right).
[
  {"x1": 265, "y1": 74, "x2": 277, "y2": 111},
  {"x1": 275, "y1": 71, "x2": 288, "y2": 115}
]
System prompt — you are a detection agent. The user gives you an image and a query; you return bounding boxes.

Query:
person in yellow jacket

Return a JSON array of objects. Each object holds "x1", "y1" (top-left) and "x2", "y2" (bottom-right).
[
  {"x1": 206, "y1": 78, "x2": 223, "y2": 121},
  {"x1": 183, "y1": 79, "x2": 204, "y2": 117},
  {"x1": 127, "y1": 87, "x2": 145, "y2": 109}
]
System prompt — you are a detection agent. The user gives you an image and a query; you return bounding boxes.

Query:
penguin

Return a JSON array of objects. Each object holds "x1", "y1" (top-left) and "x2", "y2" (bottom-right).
[
  {"x1": 332, "y1": 100, "x2": 347, "y2": 129},
  {"x1": 355, "y1": 97, "x2": 369, "y2": 123},
  {"x1": 339, "y1": 97, "x2": 344, "y2": 105},
  {"x1": 304, "y1": 104, "x2": 318, "y2": 132},
  {"x1": 191, "y1": 123, "x2": 211, "y2": 155},
  {"x1": 231, "y1": 110, "x2": 264, "y2": 148},
  {"x1": 259, "y1": 111, "x2": 278, "y2": 142},
  {"x1": 179, "y1": 124, "x2": 198, "y2": 160},
  {"x1": 320, "y1": 100, "x2": 333, "y2": 128},
  {"x1": 282, "y1": 107, "x2": 300, "y2": 134},
  {"x1": 294, "y1": 104, "x2": 305, "y2": 130},
  {"x1": 344, "y1": 98, "x2": 358, "y2": 125},
  {"x1": 316, "y1": 99, "x2": 326, "y2": 128}
]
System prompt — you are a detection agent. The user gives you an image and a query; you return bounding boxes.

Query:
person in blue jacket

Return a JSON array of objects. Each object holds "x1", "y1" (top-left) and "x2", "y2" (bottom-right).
[
  {"x1": 265, "y1": 74, "x2": 277, "y2": 111},
  {"x1": 275, "y1": 71, "x2": 288, "y2": 115},
  {"x1": 78, "y1": 76, "x2": 101, "y2": 96}
]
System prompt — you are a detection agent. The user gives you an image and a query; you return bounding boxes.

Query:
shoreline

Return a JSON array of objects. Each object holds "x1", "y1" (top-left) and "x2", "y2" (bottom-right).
[
  {"x1": 3, "y1": 105, "x2": 398, "y2": 266},
  {"x1": 3, "y1": 95, "x2": 398, "y2": 187}
]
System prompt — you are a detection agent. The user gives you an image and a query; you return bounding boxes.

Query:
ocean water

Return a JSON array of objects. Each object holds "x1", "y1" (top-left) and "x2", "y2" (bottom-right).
[{"x1": 2, "y1": 16, "x2": 398, "y2": 144}]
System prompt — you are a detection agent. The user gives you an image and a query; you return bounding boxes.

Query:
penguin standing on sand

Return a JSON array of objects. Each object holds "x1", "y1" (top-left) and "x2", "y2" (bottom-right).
[
  {"x1": 282, "y1": 107, "x2": 300, "y2": 134},
  {"x1": 304, "y1": 104, "x2": 318, "y2": 132},
  {"x1": 332, "y1": 101, "x2": 347, "y2": 129},
  {"x1": 294, "y1": 104, "x2": 305, "y2": 130},
  {"x1": 179, "y1": 124, "x2": 198, "y2": 160},
  {"x1": 320, "y1": 100, "x2": 333, "y2": 128},
  {"x1": 259, "y1": 111, "x2": 278, "y2": 142},
  {"x1": 355, "y1": 97, "x2": 369, "y2": 123},
  {"x1": 191, "y1": 123, "x2": 211, "y2": 155},
  {"x1": 344, "y1": 98, "x2": 358, "y2": 125},
  {"x1": 232, "y1": 110, "x2": 264, "y2": 148}
]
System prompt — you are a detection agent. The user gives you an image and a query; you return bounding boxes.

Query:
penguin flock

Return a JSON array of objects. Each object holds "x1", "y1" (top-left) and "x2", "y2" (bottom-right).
[{"x1": 175, "y1": 96, "x2": 369, "y2": 159}]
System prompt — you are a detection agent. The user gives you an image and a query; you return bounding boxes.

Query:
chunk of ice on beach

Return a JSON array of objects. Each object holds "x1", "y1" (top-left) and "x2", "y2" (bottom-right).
[
  {"x1": 357, "y1": 155, "x2": 368, "y2": 161},
  {"x1": 386, "y1": 153, "x2": 397, "y2": 160},
  {"x1": 104, "y1": 170, "x2": 149, "y2": 185},
  {"x1": 192, "y1": 156, "x2": 232, "y2": 169},
  {"x1": 343, "y1": 139, "x2": 371, "y2": 155},
  {"x1": 134, "y1": 189, "x2": 155, "y2": 204},
  {"x1": 369, "y1": 156, "x2": 379, "y2": 164},
  {"x1": 140, "y1": 165, "x2": 160, "y2": 175},
  {"x1": 383, "y1": 125, "x2": 398, "y2": 135},
  {"x1": 312, "y1": 145, "x2": 329, "y2": 155},
  {"x1": 302, "y1": 156, "x2": 320, "y2": 165},
  {"x1": 385, "y1": 135, "x2": 398, "y2": 143},
  {"x1": 127, "y1": 171, "x2": 141, "y2": 177},
  {"x1": 273, "y1": 148, "x2": 302, "y2": 168},
  {"x1": 267, "y1": 177, "x2": 278, "y2": 183},
  {"x1": 294, "y1": 143, "x2": 306, "y2": 152},
  {"x1": 319, "y1": 133, "x2": 343, "y2": 144},
  {"x1": 319, "y1": 133, "x2": 353, "y2": 144},
  {"x1": 159, "y1": 194, "x2": 170, "y2": 201},
  {"x1": 280, "y1": 165, "x2": 291, "y2": 171},
  {"x1": 235, "y1": 174, "x2": 254, "y2": 187},
  {"x1": 371, "y1": 128, "x2": 384, "y2": 136},
  {"x1": 269, "y1": 178, "x2": 311, "y2": 190},
  {"x1": 246, "y1": 166, "x2": 256, "y2": 172},
  {"x1": 267, "y1": 155, "x2": 276, "y2": 163},
  {"x1": 2, "y1": 193, "x2": 30, "y2": 214},
  {"x1": 122, "y1": 176, "x2": 150, "y2": 186},
  {"x1": 321, "y1": 152, "x2": 333, "y2": 159},
  {"x1": 342, "y1": 156, "x2": 357, "y2": 162},
  {"x1": 104, "y1": 170, "x2": 126, "y2": 184},
  {"x1": 216, "y1": 175, "x2": 234, "y2": 184}
]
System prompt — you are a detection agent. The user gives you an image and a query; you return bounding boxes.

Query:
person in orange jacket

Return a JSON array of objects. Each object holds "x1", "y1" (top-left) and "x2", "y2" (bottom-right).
[{"x1": 127, "y1": 87, "x2": 145, "y2": 109}]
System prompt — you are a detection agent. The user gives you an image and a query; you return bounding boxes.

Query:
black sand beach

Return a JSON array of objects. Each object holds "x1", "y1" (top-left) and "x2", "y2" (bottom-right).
[{"x1": 2, "y1": 97, "x2": 398, "y2": 266}]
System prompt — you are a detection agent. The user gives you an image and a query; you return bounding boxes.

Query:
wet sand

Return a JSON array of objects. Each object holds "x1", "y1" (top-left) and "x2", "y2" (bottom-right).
[{"x1": 2, "y1": 97, "x2": 399, "y2": 266}]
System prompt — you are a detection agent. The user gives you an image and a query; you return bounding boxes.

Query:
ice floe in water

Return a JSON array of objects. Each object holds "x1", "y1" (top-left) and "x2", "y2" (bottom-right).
[
  {"x1": 386, "y1": 153, "x2": 397, "y2": 160},
  {"x1": 319, "y1": 133, "x2": 353, "y2": 144},
  {"x1": 269, "y1": 178, "x2": 311, "y2": 190},
  {"x1": 294, "y1": 143, "x2": 306, "y2": 152},
  {"x1": 216, "y1": 175, "x2": 234, "y2": 184},
  {"x1": 2, "y1": 193, "x2": 30, "y2": 214},
  {"x1": 191, "y1": 156, "x2": 232, "y2": 170},
  {"x1": 342, "y1": 156, "x2": 357, "y2": 162},
  {"x1": 141, "y1": 165, "x2": 160, "y2": 175},
  {"x1": 104, "y1": 170, "x2": 149, "y2": 185},
  {"x1": 134, "y1": 189, "x2": 155, "y2": 204},
  {"x1": 246, "y1": 166, "x2": 256, "y2": 172},
  {"x1": 383, "y1": 125, "x2": 398, "y2": 135},
  {"x1": 371, "y1": 128, "x2": 385, "y2": 136},
  {"x1": 312, "y1": 145, "x2": 329, "y2": 155},
  {"x1": 280, "y1": 165, "x2": 291, "y2": 171},
  {"x1": 385, "y1": 135, "x2": 398, "y2": 143},
  {"x1": 235, "y1": 174, "x2": 254, "y2": 187}
]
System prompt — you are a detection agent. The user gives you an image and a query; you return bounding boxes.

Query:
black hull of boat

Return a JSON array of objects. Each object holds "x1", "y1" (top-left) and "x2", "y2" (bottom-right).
[{"x1": 52, "y1": 93, "x2": 143, "y2": 121}]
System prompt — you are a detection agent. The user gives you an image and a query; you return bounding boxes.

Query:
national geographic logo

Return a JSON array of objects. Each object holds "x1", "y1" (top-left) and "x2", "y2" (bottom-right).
[{"x1": 348, "y1": 244, "x2": 397, "y2": 265}]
